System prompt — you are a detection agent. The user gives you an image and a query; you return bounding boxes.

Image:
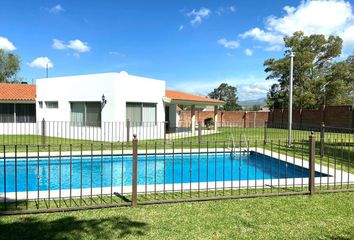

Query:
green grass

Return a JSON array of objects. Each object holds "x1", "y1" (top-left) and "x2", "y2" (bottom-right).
[{"x1": 0, "y1": 192, "x2": 353, "y2": 239}]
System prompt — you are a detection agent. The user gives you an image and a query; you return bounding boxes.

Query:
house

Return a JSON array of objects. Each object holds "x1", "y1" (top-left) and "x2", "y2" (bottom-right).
[
  {"x1": 0, "y1": 83, "x2": 36, "y2": 123},
  {"x1": 0, "y1": 72, "x2": 224, "y2": 141}
]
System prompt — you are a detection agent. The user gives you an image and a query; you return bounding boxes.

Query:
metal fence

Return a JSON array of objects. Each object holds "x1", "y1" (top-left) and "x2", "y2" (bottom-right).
[
  {"x1": 1, "y1": 120, "x2": 353, "y2": 146},
  {"x1": 0, "y1": 132, "x2": 353, "y2": 215}
]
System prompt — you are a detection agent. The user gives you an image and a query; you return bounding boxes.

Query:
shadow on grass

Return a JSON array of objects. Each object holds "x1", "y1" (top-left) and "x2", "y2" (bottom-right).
[{"x1": 0, "y1": 215, "x2": 148, "y2": 240}]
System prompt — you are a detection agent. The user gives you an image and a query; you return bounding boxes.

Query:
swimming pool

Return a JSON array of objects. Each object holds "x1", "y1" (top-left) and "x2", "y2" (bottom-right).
[{"x1": 0, "y1": 152, "x2": 327, "y2": 193}]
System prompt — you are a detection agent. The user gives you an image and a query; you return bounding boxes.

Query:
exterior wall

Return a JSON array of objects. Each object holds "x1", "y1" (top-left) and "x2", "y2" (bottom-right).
[
  {"x1": 36, "y1": 72, "x2": 166, "y2": 141},
  {"x1": 179, "y1": 110, "x2": 269, "y2": 128},
  {"x1": 267, "y1": 105, "x2": 354, "y2": 129}
]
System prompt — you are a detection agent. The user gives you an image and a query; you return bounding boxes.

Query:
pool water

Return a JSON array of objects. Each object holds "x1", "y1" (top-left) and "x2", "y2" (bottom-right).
[{"x1": 0, "y1": 152, "x2": 326, "y2": 192}]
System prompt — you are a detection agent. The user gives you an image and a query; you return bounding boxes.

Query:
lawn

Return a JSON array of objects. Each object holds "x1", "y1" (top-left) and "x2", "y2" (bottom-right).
[{"x1": 0, "y1": 192, "x2": 353, "y2": 240}]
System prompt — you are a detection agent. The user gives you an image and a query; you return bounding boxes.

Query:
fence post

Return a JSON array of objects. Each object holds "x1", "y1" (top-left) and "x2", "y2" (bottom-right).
[
  {"x1": 131, "y1": 134, "x2": 138, "y2": 206},
  {"x1": 198, "y1": 121, "x2": 202, "y2": 143},
  {"x1": 320, "y1": 122, "x2": 325, "y2": 158},
  {"x1": 264, "y1": 120, "x2": 268, "y2": 144},
  {"x1": 309, "y1": 132, "x2": 316, "y2": 195},
  {"x1": 126, "y1": 120, "x2": 130, "y2": 144},
  {"x1": 41, "y1": 118, "x2": 46, "y2": 146}
]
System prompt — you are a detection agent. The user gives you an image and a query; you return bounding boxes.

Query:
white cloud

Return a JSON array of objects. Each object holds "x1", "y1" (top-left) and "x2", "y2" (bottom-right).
[
  {"x1": 67, "y1": 39, "x2": 90, "y2": 52},
  {"x1": 240, "y1": 28, "x2": 283, "y2": 46},
  {"x1": 267, "y1": 1, "x2": 352, "y2": 36},
  {"x1": 169, "y1": 75, "x2": 273, "y2": 100},
  {"x1": 49, "y1": 4, "x2": 65, "y2": 13},
  {"x1": 239, "y1": 82, "x2": 274, "y2": 96},
  {"x1": 217, "y1": 38, "x2": 239, "y2": 49},
  {"x1": 216, "y1": 6, "x2": 236, "y2": 15},
  {"x1": 178, "y1": 25, "x2": 184, "y2": 31},
  {"x1": 0, "y1": 37, "x2": 16, "y2": 51},
  {"x1": 264, "y1": 45, "x2": 282, "y2": 52},
  {"x1": 52, "y1": 39, "x2": 91, "y2": 53},
  {"x1": 52, "y1": 39, "x2": 66, "y2": 50},
  {"x1": 28, "y1": 57, "x2": 53, "y2": 69},
  {"x1": 241, "y1": 0, "x2": 354, "y2": 52},
  {"x1": 187, "y1": 7, "x2": 211, "y2": 26},
  {"x1": 244, "y1": 48, "x2": 253, "y2": 56}
]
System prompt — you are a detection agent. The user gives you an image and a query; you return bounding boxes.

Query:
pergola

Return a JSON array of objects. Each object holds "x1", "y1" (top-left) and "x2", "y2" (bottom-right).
[{"x1": 163, "y1": 90, "x2": 225, "y2": 134}]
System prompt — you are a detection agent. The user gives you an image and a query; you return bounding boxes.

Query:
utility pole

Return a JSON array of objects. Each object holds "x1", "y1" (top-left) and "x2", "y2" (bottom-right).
[{"x1": 288, "y1": 51, "x2": 295, "y2": 147}]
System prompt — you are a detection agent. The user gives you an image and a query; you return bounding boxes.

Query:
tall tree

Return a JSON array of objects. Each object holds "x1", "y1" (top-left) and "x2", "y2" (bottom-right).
[
  {"x1": 0, "y1": 49, "x2": 21, "y2": 83},
  {"x1": 264, "y1": 31, "x2": 354, "y2": 109},
  {"x1": 207, "y1": 83, "x2": 242, "y2": 111}
]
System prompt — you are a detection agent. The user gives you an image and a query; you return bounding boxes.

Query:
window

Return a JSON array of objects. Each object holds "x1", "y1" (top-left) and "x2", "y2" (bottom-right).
[
  {"x1": 126, "y1": 102, "x2": 157, "y2": 125},
  {"x1": 38, "y1": 101, "x2": 43, "y2": 108},
  {"x1": 16, "y1": 104, "x2": 36, "y2": 123},
  {"x1": 0, "y1": 103, "x2": 14, "y2": 122},
  {"x1": 0, "y1": 103, "x2": 36, "y2": 123},
  {"x1": 70, "y1": 102, "x2": 101, "y2": 127},
  {"x1": 45, "y1": 101, "x2": 58, "y2": 109}
]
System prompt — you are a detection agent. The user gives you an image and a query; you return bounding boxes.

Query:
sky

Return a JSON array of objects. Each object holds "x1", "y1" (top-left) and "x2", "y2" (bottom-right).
[{"x1": 0, "y1": 0, "x2": 354, "y2": 101}]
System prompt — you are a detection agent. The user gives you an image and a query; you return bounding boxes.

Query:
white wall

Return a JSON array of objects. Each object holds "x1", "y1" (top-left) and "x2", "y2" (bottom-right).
[{"x1": 36, "y1": 72, "x2": 166, "y2": 141}]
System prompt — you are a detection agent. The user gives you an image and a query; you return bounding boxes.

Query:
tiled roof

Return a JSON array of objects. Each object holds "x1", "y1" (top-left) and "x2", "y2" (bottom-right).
[
  {"x1": 165, "y1": 90, "x2": 224, "y2": 104},
  {"x1": 0, "y1": 83, "x2": 36, "y2": 101}
]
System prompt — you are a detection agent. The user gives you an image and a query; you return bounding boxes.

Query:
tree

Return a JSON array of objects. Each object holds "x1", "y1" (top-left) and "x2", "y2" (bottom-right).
[
  {"x1": 0, "y1": 49, "x2": 21, "y2": 83},
  {"x1": 207, "y1": 83, "x2": 242, "y2": 111},
  {"x1": 264, "y1": 31, "x2": 354, "y2": 109}
]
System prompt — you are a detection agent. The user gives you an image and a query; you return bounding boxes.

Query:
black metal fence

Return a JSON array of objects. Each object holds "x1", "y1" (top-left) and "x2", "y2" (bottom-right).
[
  {"x1": 0, "y1": 133, "x2": 353, "y2": 215},
  {"x1": 1, "y1": 120, "x2": 353, "y2": 147}
]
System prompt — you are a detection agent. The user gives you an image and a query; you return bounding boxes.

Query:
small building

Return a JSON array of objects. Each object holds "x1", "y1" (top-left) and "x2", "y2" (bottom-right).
[{"x1": 0, "y1": 72, "x2": 224, "y2": 141}]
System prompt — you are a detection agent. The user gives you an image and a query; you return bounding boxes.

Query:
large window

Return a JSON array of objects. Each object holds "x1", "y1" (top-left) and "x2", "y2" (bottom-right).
[
  {"x1": 70, "y1": 102, "x2": 101, "y2": 127},
  {"x1": 0, "y1": 103, "x2": 36, "y2": 123},
  {"x1": 126, "y1": 102, "x2": 157, "y2": 125}
]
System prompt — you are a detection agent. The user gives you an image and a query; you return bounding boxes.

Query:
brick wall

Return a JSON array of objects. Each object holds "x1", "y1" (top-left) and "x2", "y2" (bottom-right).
[
  {"x1": 267, "y1": 105, "x2": 354, "y2": 129},
  {"x1": 179, "y1": 105, "x2": 354, "y2": 129},
  {"x1": 178, "y1": 110, "x2": 269, "y2": 128}
]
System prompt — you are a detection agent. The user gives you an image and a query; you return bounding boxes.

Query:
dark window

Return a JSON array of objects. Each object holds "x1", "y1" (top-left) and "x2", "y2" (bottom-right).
[
  {"x1": 126, "y1": 102, "x2": 157, "y2": 126},
  {"x1": 16, "y1": 104, "x2": 36, "y2": 123},
  {"x1": 0, "y1": 103, "x2": 14, "y2": 122},
  {"x1": 70, "y1": 102, "x2": 101, "y2": 127},
  {"x1": 0, "y1": 103, "x2": 36, "y2": 123},
  {"x1": 45, "y1": 101, "x2": 58, "y2": 108}
]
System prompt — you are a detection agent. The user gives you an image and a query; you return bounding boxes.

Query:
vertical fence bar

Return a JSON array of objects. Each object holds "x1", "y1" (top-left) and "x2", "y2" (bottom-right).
[
  {"x1": 264, "y1": 120, "x2": 268, "y2": 144},
  {"x1": 126, "y1": 120, "x2": 130, "y2": 144},
  {"x1": 41, "y1": 118, "x2": 46, "y2": 146},
  {"x1": 198, "y1": 121, "x2": 202, "y2": 143},
  {"x1": 309, "y1": 132, "x2": 316, "y2": 195},
  {"x1": 320, "y1": 122, "x2": 325, "y2": 158},
  {"x1": 131, "y1": 134, "x2": 138, "y2": 207}
]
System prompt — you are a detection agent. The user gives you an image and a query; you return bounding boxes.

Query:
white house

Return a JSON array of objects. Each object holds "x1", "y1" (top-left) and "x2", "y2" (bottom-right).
[{"x1": 0, "y1": 72, "x2": 224, "y2": 141}]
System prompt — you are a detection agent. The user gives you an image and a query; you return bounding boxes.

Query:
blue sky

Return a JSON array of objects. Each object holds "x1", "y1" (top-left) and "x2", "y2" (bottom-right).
[{"x1": 1, "y1": 0, "x2": 354, "y2": 100}]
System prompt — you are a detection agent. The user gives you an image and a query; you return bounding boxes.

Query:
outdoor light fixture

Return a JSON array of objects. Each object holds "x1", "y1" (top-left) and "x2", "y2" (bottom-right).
[
  {"x1": 102, "y1": 94, "x2": 107, "y2": 103},
  {"x1": 102, "y1": 94, "x2": 107, "y2": 108}
]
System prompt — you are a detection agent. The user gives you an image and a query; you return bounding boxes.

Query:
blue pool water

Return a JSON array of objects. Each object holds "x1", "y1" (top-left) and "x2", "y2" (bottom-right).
[{"x1": 0, "y1": 152, "x2": 326, "y2": 193}]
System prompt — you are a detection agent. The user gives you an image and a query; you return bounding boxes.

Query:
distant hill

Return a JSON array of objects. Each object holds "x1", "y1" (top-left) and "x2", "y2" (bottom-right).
[{"x1": 239, "y1": 97, "x2": 266, "y2": 106}]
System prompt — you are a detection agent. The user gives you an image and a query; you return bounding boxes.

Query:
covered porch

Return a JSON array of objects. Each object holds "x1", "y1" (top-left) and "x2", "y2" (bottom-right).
[{"x1": 163, "y1": 90, "x2": 224, "y2": 138}]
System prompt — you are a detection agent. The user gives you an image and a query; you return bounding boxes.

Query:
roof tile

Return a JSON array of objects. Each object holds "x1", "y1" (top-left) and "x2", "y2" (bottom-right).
[
  {"x1": 0, "y1": 83, "x2": 36, "y2": 101},
  {"x1": 165, "y1": 90, "x2": 224, "y2": 104}
]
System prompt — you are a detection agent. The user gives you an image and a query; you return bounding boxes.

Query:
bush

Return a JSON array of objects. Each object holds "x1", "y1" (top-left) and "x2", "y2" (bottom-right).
[{"x1": 204, "y1": 118, "x2": 214, "y2": 128}]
